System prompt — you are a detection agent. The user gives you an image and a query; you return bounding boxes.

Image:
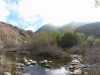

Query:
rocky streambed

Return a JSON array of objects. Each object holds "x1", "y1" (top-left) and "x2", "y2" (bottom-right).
[
  {"x1": 65, "y1": 55, "x2": 91, "y2": 75},
  {"x1": 0, "y1": 53, "x2": 92, "y2": 75}
]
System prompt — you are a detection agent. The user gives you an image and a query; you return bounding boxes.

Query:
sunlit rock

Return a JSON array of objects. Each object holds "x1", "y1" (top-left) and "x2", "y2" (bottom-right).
[
  {"x1": 73, "y1": 69, "x2": 82, "y2": 74},
  {"x1": 31, "y1": 60, "x2": 36, "y2": 65},
  {"x1": 45, "y1": 64, "x2": 51, "y2": 68},
  {"x1": 40, "y1": 60, "x2": 48, "y2": 64},
  {"x1": 28, "y1": 59, "x2": 33, "y2": 62},
  {"x1": 22, "y1": 74, "x2": 31, "y2": 75},
  {"x1": 3, "y1": 72, "x2": 11, "y2": 75}
]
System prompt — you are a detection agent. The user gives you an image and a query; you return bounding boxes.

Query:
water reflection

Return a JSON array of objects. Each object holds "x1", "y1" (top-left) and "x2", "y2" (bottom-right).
[
  {"x1": 4, "y1": 52, "x2": 71, "y2": 75},
  {"x1": 20, "y1": 64, "x2": 69, "y2": 75}
]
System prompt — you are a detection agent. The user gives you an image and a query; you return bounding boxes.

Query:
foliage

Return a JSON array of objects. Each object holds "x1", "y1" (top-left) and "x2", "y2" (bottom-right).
[
  {"x1": 64, "y1": 27, "x2": 74, "y2": 34},
  {"x1": 11, "y1": 72, "x2": 21, "y2": 75},
  {"x1": 60, "y1": 32, "x2": 78, "y2": 48},
  {"x1": 49, "y1": 30, "x2": 61, "y2": 45},
  {"x1": 76, "y1": 32, "x2": 86, "y2": 43},
  {"x1": 87, "y1": 36, "x2": 94, "y2": 46},
  {"x1": 33, "y1": 31, "x2": 50, "y2": 43},
  {"x1": 95, "y1": 38, "x2": 100, "y2": 44},
  {"x1": 95, "y1": 0, "x2": 100, "y2": 7}
]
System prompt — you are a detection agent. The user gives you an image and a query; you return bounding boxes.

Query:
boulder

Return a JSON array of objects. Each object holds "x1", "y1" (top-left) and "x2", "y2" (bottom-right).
[
  {"x1": 72, "y1": 59, "x2": 80, "y2": 63},
  {"x1": 74, "y1": 69, "x2": 82, "y2": 75},
  {"x1": 31, "y1": 61, "x2": 36, "y2": 65},
  {"x1": 28, "y1": 59, "x2": 33, "y2": 62},
  {"x1": 26, "y1": 62, "x2": 31, "y2": 66}
]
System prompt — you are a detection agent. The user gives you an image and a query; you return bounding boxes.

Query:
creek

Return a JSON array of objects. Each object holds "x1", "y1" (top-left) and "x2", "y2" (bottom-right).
[{"x1": 4, "y1": 52, "x2": 71, "y2": 75}]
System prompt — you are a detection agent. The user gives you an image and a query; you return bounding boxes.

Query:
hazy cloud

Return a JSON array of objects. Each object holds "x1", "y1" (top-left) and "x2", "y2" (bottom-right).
[
  {"x1": 18, "y1": 0, "x2": 99, "y2": 26},
  {"x1": 0, "y1": 0, "x2": 9, "y2": 21},
  {"x1": 25, "y1": 25, "x2": 36, "y2": 31},
  {"x1": 1, "y1": 0, "x2": 100, "y2": 32}
]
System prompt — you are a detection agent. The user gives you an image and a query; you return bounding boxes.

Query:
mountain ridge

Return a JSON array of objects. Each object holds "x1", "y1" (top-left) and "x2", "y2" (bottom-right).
[{"x1": 35, "y1": 22, "x2": 90, "y2": 33}]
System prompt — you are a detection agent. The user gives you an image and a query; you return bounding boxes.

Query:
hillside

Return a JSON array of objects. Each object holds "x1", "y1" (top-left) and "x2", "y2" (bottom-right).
[
  {"x1": 58, "y1": 21, "x2": 89, "y2": 33},
  {"x1": 36, "y1": 22, "x2": 89, "y2": 34},
  {"x1": 0, "y1": 22, "x2": 34, "y2": 49},
  {"x1": 74, "y1": 22, "x2": 100, "y2": 37},
  {"x1": 35, "y1": 23, "x2": 58, "y2": 33}
]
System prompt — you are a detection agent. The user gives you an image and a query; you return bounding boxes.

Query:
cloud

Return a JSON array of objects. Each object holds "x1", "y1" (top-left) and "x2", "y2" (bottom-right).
[
  {"x1": 25, "y1": 25, "x2": 36, "y2": 31},
  {"x1": 18, "y1": 0, "x2": 99, "y2": 26},
  {"x1": 0, "y1": 0, "x2": 9, "y2": 21},
  {"x1": 2, "y1": 0, "x2": 100, "y2": 32}
]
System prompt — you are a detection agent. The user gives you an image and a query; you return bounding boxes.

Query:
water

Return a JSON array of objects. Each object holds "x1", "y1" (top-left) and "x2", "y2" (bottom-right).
[
  {"x1": 4, "y1": 52, "x2": 71, "y2": 75},
  {"x1": 20, "y1": 65, "x2": 70, "y2": 75}
]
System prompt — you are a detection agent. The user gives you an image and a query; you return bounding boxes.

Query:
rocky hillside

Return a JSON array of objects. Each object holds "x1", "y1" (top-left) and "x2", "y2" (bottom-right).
[
  {"x1": 0, "y1": 22, "x2": 34, "y2": 49},
  {"x1": 74, "y1": 22, "x2": 100, "y2": 37}
]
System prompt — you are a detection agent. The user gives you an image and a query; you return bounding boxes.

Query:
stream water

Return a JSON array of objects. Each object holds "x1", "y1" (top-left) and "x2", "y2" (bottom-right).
[{"x1": 4, "y1": 52, "x2": 71, "y2": 75}]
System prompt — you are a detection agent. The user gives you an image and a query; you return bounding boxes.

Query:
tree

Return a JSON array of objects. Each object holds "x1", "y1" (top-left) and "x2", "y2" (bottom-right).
[
  {"x1": 95, "y1": 0, "x2": 100, "y2": 7},
  {"x1": 34, "y1": 31, "x2": 49, "y2": 43},
  {"x1": 87, "y1": 36, "x2": 94, "y2": 46},
  {"x1": 49, "y1": 30, "x2": 61, "y2": 45},
  {"x1": 76, "y1": 32, "x2": 86, "y2": 42},
  {"x1": 60, "y1": 32, "x2": 78, "y2": 48},
  {"x1": 64, "y1": 27, "x2": 74, "y2": 34}
]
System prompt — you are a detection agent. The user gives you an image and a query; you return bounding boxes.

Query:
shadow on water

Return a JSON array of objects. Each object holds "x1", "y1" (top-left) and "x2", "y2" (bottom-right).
[{"x1": 4, "y1": 52, "x2": 71, "y2": 75}]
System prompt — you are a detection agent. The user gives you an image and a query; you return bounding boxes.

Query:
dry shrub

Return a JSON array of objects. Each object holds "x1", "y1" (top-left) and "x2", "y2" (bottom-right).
[
  {"x1": 84, "y1": 44, "x2": 100, "y2": 74},
  {"x1": 84, "y1": 45, "x2": 100, "y2": 64},
  {"x1": 30, "y1": 42, "x2": 64, "y2": 57},
  {"x1": 0, "y1": 54, "x2": 12, "y2": 71}
]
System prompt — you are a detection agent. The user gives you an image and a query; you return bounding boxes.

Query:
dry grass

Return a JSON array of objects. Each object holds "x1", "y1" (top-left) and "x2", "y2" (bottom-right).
[{"x1": 0, "y1": 53, "x2": 12, "y2": 71}]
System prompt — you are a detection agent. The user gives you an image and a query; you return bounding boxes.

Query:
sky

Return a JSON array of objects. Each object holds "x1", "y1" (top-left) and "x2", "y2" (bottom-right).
[{"x1": 0, "y1": 0, "x2": 100, "y2": 32}]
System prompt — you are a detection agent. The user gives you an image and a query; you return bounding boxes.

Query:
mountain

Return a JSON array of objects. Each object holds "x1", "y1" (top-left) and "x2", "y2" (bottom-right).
[
  {"x1": 35, "y1": 23, "x2": 58, "y2": 33},
  {"x1": 58, "y1": 21, "x2": 89, "y2": 33},
  {"x1": 0, "y1": 21, "x2": 34, "y2": 49},
  {"x1": 74, "y1": 22, "x2": 100, "y2": 37},
  {"x1": 36, "y1": 22, "x2": 89, "y2": 34}
]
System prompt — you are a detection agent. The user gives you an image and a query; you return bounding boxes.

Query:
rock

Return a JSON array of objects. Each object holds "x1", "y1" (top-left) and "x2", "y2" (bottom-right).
[
  {"x1": 71, "y1": 59, "x2": 80, "y2": 65},
  {"x1": 16, "y1": 66, "x2": 24, "y2": 70},
  {"x1": 28, "y1": 59, "x2": 33, "y2": 62},
  {"x1": 22, "y1": 74, "x2": 30, "y2": 75},
  {"x1": 15, "y1": 72, "x2": 22, "y2": 75},
  {"x1": 3, "y1": 72, "x2": 11, "y2": 75},
  {"x1": 22, "y1": 57, "x2": 28, "y2": 64},
  {"x1": 72, "y1": 59, "x2": 80, "y2": 63},
  {"x1": 26, "y1": 62, "x2": 31, "y2": 66},
  {"x1": 83, "y1": 72, "x2": 89, "y2": 75},
  {"x1": 15, "y1": 63, "x2": 24, "y2": 67},
  {"x1": 67, "y1": 72, "x2": 71, "y2": 75},
  {"x1": 74, "y1": 69, "x2": 82, "y2": 75},
  {"x1": 31, "y1": 61, "x2": 36, "y2": 65},
  {"x1": 40, "y1": 60, "x2": 48, "y2": 64},
  {"x1": 48, "y1": 61, "x2": 53, "y2": 63},
  {"x1": 69, "y1": 65, "x2": 74, "y2": 69},
  {"x1": 73, "y1": 55, "x2": 78, "y2": 58},
  {"x1": 70, "y1": 72, "x2": 74, "y2": 75},
  {"x1": 45, "y1": 64, "x2": 51, "y2": 68}
]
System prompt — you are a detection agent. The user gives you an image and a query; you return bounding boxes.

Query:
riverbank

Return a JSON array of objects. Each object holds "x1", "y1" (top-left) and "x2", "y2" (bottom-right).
[
  {"x1": 0, "y1": 52, "x2": 71, "y2": 75},
  {"x1": 65, "y1": 55, "x2": 90, "y2": 75},
  {"x1": 0, "y1": 50, "x2": 99, "y2": 75}
]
